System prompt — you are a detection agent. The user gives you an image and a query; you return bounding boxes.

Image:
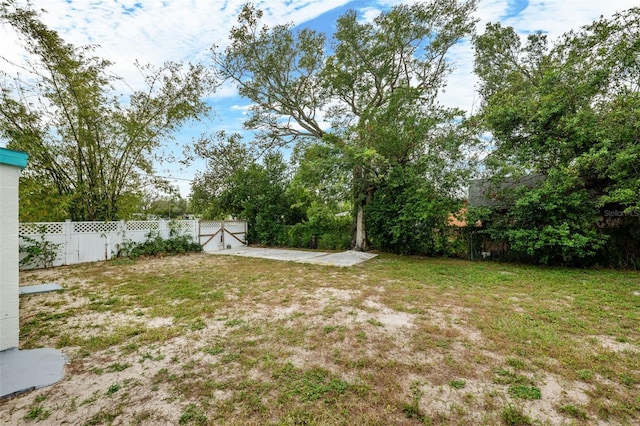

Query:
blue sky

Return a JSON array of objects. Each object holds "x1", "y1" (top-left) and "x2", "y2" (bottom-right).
[{"x1": 1, "y1": 0, "x2": 634, "y2": 197}]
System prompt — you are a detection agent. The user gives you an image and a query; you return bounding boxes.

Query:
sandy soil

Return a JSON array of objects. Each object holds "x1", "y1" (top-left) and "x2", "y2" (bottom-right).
[{"x1": 1, "y1": 255, "x2": 631, "y2": 425}]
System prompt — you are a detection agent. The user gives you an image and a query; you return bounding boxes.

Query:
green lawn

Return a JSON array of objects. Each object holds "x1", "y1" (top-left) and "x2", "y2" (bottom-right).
[{"x1": 4, "y1": 253, "x2": 639, "y2": 425}]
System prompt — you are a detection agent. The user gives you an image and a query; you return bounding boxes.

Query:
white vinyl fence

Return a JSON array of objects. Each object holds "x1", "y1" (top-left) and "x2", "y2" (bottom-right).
[{"x1": 18, "y1": 219, "x2": 247, "y2": 269}]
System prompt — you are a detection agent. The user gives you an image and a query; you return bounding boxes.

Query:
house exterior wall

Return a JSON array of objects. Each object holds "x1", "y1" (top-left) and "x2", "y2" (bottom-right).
[
  {"x1": 0, "y1": 148, "x2": 28, "y2": 351},
  {"x1": 468, "y1": 174, "x2": 546, "y2": 208}
]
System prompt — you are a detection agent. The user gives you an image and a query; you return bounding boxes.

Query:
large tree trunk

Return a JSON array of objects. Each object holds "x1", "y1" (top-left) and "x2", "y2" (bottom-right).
[
  {"x1": 353, "y1": 201, "x2": 367, "y2": 251},
  {"x1": 352, "y1": 164, "x2": 368, "y2": 252},
  {"x1": 352, "y1": 185, "x2": 373, "y2": 252}
]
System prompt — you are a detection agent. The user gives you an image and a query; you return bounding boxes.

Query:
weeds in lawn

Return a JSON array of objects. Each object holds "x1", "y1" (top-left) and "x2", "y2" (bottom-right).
[
  {"x1": 505, "y1": 357, "x2": 526, "y2": 370},
  {"x1": 24, "y1": 396, "x2": 51, "y2": 422},
  {"x1": 559, "y1": 404, "x2": 588, "y2": 420},
  {"x1": 178, "y1": 403, "x2": 208, "y2": 425},
  {"x1": 274, "y1": 363, "x2": 350, "y2": 403},
  {"x1": 367, "y1": 318, "x2": 384, "y2": 327},
  {"x1": 106, "y1": 383, "x2": 120, "y2": 396},
  {"x1": 402, "y1": 381, "x2": 426, "y2": 421},
  {"x1": 508, "y1": 384, "x2": 542, "y2": 400},
  {"x1": 24, "y1": 406, "x2": 50, "y2": 421},
  {"x1": 323, "y1": 325, "x2": 337, "y2": 334},
  {"x1": 449, "y1": 379, "x2": 466, "y2": 389},
  {"x1": 107, "y1": 362, "x2": 131, "y2": 372},
  {"x1": 501, "y1": 404, "x2": 534, "y2": 425},
  {"x1": 84, "y1": 408, "x2": 121, "y2": 425},
  {"x1": 577, "y1": 369, "x2": 594, "y2": 381},
  {"x1": 5, "y1": 253, "x2": 639, "y2": 425},
  {"x1": 202, "y1": 346, "x2": 224, "y2": 356}
]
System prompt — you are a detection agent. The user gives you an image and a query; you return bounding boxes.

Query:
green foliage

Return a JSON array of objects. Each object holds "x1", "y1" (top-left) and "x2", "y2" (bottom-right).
[
  {"x1": 188, "y1": 131, "x2": 257, "y2": 218},
  {"x1": 1, "y1": 3, "x2": 213, "y2": 221},
  {"x1": 559, "y1": 404, "x2": 588, "y2": 421},
  {"x1": 216, "y1": 152, "x2": 305, "y2": 246},
  {"x1": 24, "y1": 405, "x2": 50, "y2": 422},
  {"x1": 106, "y1": 383, "x2": 120, "y2": 396},
  {"x1": 145, "y1": 196, "x2": 189, "y2": 219},
  {"x1": 367, "y1": 163, "x2": 463, "y2": 256},
  {"x1": 178, "y1": 403, "x2": 208, "y2": 425},
  {"x1": 286, "y1": 202, "x2": 352, "y2": 250},
  {"x1": 473, "y1": 8, "x2": 640, "y2": 266},
  {"x1": 106, "y1": 362, "x2": 131, "y2": 372},
  {"x1": 508, "y1": 385, "x2": 541, "y2": 400},
  {"x1": 481, "y1": 170, "x2": 608, "y2": 265},
  {"x1": 289, "y1": 142, "x2": 351, "y2": 209},
  {"x1": 117, "y1": 231, "x2": 202, "y2": 259},
  {"x1": 402, "y1": 381, "x2": 426, "y2": 422},
  {"x1": 501, "y1": 405, "x2": 533, "y2": 426},
  {"x1": 274, "y1": 363, "x2": 349, "y2": 404},
  {"x1": 597, "y1": 219, "x2": 640, "y2": 269},
  {"x1": 449, "y1": 380, "x2": 466, "y2": 389},
  {"x1": 17, "y1": 175, "x2": 70, "y2": 222},
  {"x1": 19, "y1": 226, "x2": 62, "y2": 269}
]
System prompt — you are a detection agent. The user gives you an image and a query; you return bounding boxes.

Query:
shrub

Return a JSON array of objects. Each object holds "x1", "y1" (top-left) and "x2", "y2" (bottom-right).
[
  {"x1": 118, "y1": 231, "x2": 202, "y2": 259},
  {"x1": 19, "y1": 225, "x2": 62, "y2": 269},
  {"x1": 477, "y1": 170, "x2": 608, "y2": 266},
  {"x1": 285, "y1": 207, "x2": 351, "y2": 251},
  {"x1": 366, "y1": 164, "x2": 463, "y2": 256}
]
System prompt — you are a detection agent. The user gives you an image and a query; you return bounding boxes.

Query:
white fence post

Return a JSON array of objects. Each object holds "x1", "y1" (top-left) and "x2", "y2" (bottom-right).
[
  {"x1": 159, "y1": 219, "x2": 167, "y2": 239},
  {"x1": 193, "y1": 220, "x2": 199, "y2": 242},
  {"x1": 64, "y1": 219, "x2": 73, "y2": 265},
  {"x1": 118, "y1": 220, "x2": 126, "y2": 257}
]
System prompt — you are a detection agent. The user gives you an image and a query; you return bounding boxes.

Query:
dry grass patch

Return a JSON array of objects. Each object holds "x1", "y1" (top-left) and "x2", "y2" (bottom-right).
[{"x1": 2, "y1": 252, "x2": 639, "y2": 425}]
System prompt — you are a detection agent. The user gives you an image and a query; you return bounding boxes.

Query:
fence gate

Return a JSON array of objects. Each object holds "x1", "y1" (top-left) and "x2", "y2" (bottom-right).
[{"x1": 198, "y1": 220, "x2": 247, "y2": 252}]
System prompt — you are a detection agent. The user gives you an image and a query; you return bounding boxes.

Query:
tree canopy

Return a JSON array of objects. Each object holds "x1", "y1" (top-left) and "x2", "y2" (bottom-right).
[
  {"x1": 206, "y1": 0, "x2": 479, "y2": 251},
  {"x1": 0, "y1": 2, "x2": 214, "y2": 221},
  {"x1": 473, "y1": 7, "x2": 640, "y2": 265}
]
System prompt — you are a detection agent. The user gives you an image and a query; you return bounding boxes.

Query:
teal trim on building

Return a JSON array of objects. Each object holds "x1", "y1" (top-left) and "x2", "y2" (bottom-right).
[{"x1": 0, "y1": 147, "x2": 29, "y2": 169}]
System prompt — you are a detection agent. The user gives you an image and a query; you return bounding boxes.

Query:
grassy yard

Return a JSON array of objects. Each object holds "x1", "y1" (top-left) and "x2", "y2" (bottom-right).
[{"x1": 2, "y1": 253, "x2": 639, "y2": 425}]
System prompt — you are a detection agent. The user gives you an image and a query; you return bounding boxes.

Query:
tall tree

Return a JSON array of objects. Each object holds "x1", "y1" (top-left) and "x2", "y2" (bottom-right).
[
  {"x1": 0, "y1": 3, "x2": 213, "y2": 220},
  {"x1": 212, "y1": 0, "x2": 478, "y2": 251},
  {"x1": 473, "y1": 8, "x2": 640, "y2": 264}
]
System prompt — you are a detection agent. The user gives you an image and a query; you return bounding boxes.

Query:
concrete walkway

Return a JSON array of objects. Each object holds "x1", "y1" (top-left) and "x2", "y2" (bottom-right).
[
  {"x1": 19, "y1": 283, "x2": 63, "y2": 295},
  {"x1": 209, "y1": 247, "x2": 376, "y2": 267}
]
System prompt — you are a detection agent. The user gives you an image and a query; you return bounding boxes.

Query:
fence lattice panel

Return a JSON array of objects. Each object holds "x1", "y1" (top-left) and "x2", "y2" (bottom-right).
[
  {"x1": 126, "y1": 221, "x2": 159, "y2": 232},
  {"x1": 73, "y1": 222, "x2": 119, "y2": 233},
  {"x1": 19, "y1": 222, "x2": 64, "y2": 235}
]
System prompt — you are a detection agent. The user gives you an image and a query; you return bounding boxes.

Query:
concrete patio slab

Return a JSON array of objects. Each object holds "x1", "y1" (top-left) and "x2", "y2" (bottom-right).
[
  {"x1": 0, "y1": 348, "x2": 66, "y2": 399},
  {"x1": 303, "y1": 250, "x2": 377, "y2": 267},
  {"x1": 19, "y1": 283, "x2": 63, "y2": 295},
  {"x1": 208, "y1": 246, "x2": 376, "y2": 267}
]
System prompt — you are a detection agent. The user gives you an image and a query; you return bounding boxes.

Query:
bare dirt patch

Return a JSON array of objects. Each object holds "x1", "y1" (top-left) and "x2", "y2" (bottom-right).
[
  {"x1": 2, "y1": 253, "x2": 638, "y2": 425},
  {"x1": 592, "y1": 335, "x2": 639, "y2": 354}
]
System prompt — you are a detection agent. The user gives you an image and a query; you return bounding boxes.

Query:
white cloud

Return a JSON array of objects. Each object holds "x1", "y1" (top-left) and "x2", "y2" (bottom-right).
[
  {"x1": 230, "y1": 104, "x2": 252, "y2": 113},
  {"x1": 2, "y1": 0, "x2": 351, "y2": 90},
  {"x1": 3, "y1": 0, "x2": 633, "y2": 108},
  {"x1": 359, "y1": 7, "x2": 383, "y2": 23},
  {"x1": 504, "y1": 0, "x2": 632, "y2": 38},
  {"x1": 208, "y1": 81, "x2": 241, "y2": 101},
  {"x1": 440, "y1": 0, "x2": 635, "y2": 113}
]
